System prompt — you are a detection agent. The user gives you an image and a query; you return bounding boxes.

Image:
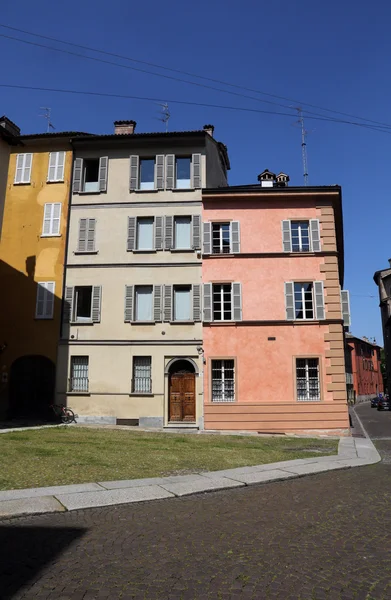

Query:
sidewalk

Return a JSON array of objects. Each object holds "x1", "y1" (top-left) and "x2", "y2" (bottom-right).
[{"x1": 0, "y1": 435, "x2": 380, "y2": 519}]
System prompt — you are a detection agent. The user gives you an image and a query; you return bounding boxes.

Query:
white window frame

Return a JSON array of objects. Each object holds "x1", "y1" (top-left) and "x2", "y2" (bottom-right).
[
  {"x1": 296, "y1": 358, "x2": 320, "y2": 402},
  {"x1": 139, "y1": 158, "x2": 156, "y2": 191},
  {"x1": 175, "y1": 156, "x2": 192, "y2": 189},
  {"x1": 211, "y1": 359, "x2": 235, "y2": 402},
  {"x1": 42, "y1": 203, "x2": 61, "y2": 237},
  {"x1": 82, "y1": 159, "x2": 100, "y2": 193},
  {"x1": 14, "y1": 153, "x2": 33, "y2": 184},
  {"x1": 136, "y1": 217, "x2": 155, "y2": 250},
  {"x1": 134, "y1": 285, "x2": 154, "y2": 322},
  {"x1": 73, "y1": 286, "x2": 93, "y2": 323},
  {"x1": 291, "y1": 221, "x2": 310, "y2": 252},
  {"x1": 173, "y1": 285, "x2": 192, "y2": 322},
  {"x1": 173, "y1": 216, "x2": 192, "y2": 249},
  {"x1": 35, "y1": 282, "x2": 55, "y2": 319},
  {"x1": 47, "y1": 151, "x2": 66, "y2": 182},
  {"x1": 212, "y1": 222, "x2": 231, "y2": 254},
  {"x1": 294, "y1": 282, "x2": 314, "y2": 320},
  {"x1": 212, "y1": 283, "x2": 232, "y2": 322}
]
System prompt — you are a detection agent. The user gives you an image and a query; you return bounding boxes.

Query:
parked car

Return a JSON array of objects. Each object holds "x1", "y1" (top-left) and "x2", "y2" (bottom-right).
[
  {"x1": 371, "y1": 396, "x2": 380, "y2": 408},
  {"x1": 377, "y1": 396, "x2": 391, "y2": 411}
]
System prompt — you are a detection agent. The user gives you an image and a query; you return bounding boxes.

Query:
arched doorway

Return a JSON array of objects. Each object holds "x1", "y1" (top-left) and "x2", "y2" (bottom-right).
[
  {"x1": 9, "y1": 356, "x2": 55, "y2": 419},
  {"x1": 168, "y1": 359, "x2": 196, "y2": 423}
]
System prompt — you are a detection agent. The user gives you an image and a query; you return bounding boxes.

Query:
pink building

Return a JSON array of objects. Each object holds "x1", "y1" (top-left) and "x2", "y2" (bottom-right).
[{"x1": 202, "y1": 170, "x2": 349, "y2": 435}]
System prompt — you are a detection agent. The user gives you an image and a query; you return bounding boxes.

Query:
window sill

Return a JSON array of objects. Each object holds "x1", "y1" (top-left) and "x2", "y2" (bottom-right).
[
  {"x1": 208, "y1": 321, "x2": 237, "y2": 326},
  {"x1": 77, "y1": 190, "x2": 102, "y2": 195},
  {"x1": 41, "y1": 234, "x2": 62, "y2": 238},
  {"x1": 13, "y1": 182, "x2": 31, "y2": 186},
  {"x1": 67, "y1": 391, "x2": 91, "y2": 396},
  {"x1": 70, "y1": 321, "x2": 94, "y2": 326},
  {"x1": 74, "y1": 251, "x2": 99, "y2": 255},
  {"x1": 170, "y1": 248, "x2": 195, "y2": 253},
  {"x1": 170, "y1": 321, "x2": 195, "y2": 325},
  {"x1": 34, "y1": 316, "x2": 54, "y2": 320},
  {"x1": 47, "y1": 180, "x2": 65, "y2": 184},
  {"x1": 205, "y1": 253, "x2": 235, "y2": 257},
  {"x1": 171, "y1": 188, "x2": 195, "y2": 193},
  {"x1": 131, "y1": 321, "x2": 155, "y2": 325},
  {"x1": 131, "y1": 249, "x2": 157, "y2": 254},
  {"x1": 131, "y1": 189, "x2": 159, "y2": 194},
  {"x1": 129, "y1": 393, "x2": 154, "y2": 397}
]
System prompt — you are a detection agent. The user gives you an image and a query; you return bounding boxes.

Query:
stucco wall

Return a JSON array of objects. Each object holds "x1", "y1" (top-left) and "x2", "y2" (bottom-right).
[{"x1": 0, "y1": 139, "x2": 11, "y2": 239}]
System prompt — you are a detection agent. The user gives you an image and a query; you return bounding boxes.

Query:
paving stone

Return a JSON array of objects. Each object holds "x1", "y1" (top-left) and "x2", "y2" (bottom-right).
[
  {"x1": 223, "y1": 468, "x2": 298, "y2": 485},
  {"x1": 0, "y1": 496, "x2": 64, "y2": 517},
  {"x1": 283, "y1": 461, "x2": 350, "y2": 475},
  {"x1": 99, "y1": 474, "x2": 200, "y2": 490},
  {"x1": 159, "y1": 475, "x2": 244, "y2": 496},
  {"x1": 55, "y1": 484, "x2": 174, "y2": 510},
  {"x1": 0, "y1": 483, "x2": 104, "y2": 502}
]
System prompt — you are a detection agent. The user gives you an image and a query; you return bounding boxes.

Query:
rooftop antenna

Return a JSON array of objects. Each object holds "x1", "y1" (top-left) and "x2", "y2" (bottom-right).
[
  {"x1": 156, "y1": 103, "x2": 170, "y2": 132},
  {"x1": 293, "y1": 107, "x2": 310, "y2": 186},
  {"x1": 39, "y1": 107, "x2": 55, "y2": 133}
]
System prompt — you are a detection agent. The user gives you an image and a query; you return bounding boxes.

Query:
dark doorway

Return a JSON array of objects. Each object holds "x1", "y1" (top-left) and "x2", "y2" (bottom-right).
[
  {"x1": 9, "y1": 355, "x2": 55, "y2": 419},
  {"x1": 168, "y1": 359, "x2": 196, "y2": 423}
]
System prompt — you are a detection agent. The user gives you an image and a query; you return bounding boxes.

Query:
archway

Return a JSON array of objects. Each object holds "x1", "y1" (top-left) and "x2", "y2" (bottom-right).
[
  {"x1": 9, "y1": 355, "x2": 55, "y2": 419},
  {"x1": 168, "y1": 359, "x2": 196, "y2": 423}
]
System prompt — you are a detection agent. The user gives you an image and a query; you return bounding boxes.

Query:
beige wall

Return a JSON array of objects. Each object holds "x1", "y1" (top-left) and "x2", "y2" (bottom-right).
[{"x1": 0, "y1": 139, "x2": 11, "y2": 238}]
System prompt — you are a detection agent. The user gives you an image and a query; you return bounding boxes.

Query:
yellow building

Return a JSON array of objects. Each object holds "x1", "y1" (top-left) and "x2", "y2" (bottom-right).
[{"x1": 0, "y1": 130, "x2": 77, "y2": 419}]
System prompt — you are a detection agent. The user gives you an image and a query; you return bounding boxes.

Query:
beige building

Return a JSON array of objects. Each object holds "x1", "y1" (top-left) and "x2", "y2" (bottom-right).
[{"x1": 56, "y1": 121, "x2": 229, "y2": 427}]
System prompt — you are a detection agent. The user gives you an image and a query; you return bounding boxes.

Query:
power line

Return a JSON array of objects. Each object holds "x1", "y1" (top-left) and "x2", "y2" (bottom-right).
[{"x1": 0, "y1": 23, "x2": 390, "y2": 131}]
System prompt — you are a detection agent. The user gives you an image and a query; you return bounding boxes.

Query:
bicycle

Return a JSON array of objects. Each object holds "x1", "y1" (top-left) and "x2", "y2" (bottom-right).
[{"x1": 50, "y1": 404, "x2": 77, "y2": 424}]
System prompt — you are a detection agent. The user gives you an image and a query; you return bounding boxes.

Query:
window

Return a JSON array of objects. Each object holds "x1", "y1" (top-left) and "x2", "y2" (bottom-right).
[
  {"x1": 135, "y1": 285, "x2": 153, "y2": 321},
  {"x1": 294, "y1": 283, "x2": 314, "y2": 320},
  {"x1": 296, "y1": 358, "x2": 320, "y2": 401},
  {"x1": 213, "y1": 284, "x2": 232, "y2": 321},
  {"x1": 176, "y1": 157, "x2": 191, "y2": 189},
  {"x1": 14, "y1": 153, "x2": 32, "y2": 184},
  {"x1": 174, "y1": 216, "x2": 191, "y2": 249},
  {"x1": 139, "y1": 159, "x2": 155, "y2": 190},
  {"x1": 48, "y1": 151, "x2": 65, "y2": 182},
  {"x1": 136, "y1": 217, "x2": 154, "y2": 250},
  {"x1": 70, "y1": 356, "x2": 89, "y2": 392},
  {"x1": 211, "y1": 360, "x2": 235, "y2": 402},
  {"x1": 74, "y1": 286, "x2": 92, "y2": 322},
  {"x1": 132, "y1": 357, "x2": 152, "y2": 393},
  {"x1": 174, "y1": 286, "x2": 191, "y2": 321},
  {"x1": 35, "y1": 282, "x2": 55, "y2": 319},
  {"x1": 212, "y1": 223, "x2": 231, "y2": 254},
  {"x1": 83, "y1": 159, "x2": 100, "y2": 192},
  {"x1": 42, "y1": 203, "x2": 61, "y2": 236},
  {"x1": 291, "y1": 221, "x2": 310, "y2": 252}
]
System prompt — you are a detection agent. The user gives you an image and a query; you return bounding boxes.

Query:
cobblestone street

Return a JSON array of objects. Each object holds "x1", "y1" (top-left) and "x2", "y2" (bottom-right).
[{"x1": 1, "y1": 406, "x2": 391, "y2": 600}]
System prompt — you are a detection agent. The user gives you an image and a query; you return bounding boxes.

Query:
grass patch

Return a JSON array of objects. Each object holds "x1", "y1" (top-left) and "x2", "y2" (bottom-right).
[{"x1": 0, "y1": 427, "x2": 338, "y2": 490}]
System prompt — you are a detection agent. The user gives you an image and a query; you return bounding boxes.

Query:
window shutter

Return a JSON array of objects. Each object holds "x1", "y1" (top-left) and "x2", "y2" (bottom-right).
[
  {"x1": 163, "y1": 285, "x2": 172, "y2": 322},
  {"x1": 42, "y1": 204, "x2": 53, "y2": 236},
  {"x1": 203, "y1": 283, "x2": 212, "y2": 322},
  {"x1": 92, "y1": 286, "x2": 102, "y2": 323},
  {"x1": 285, "y1": 282, "x2": 295, "y2": 320},
  {"x1": 193, "y1": 284, "x2": 202, "y2": 321},
  {"x1": 45, "y1": 282, "x2": 55, "y2": 318},
  {"x1": 155, "y1": 216, "x2": 164, "y2": 250},
  {"x1": 192, "y1": 153, "x2": 201, "y2": 188},
  {"x1": 165, "y1": 216, "x2": 174, "y2": 250},
  {"x1": 63, "y1": 286, "x2": 74, "y2": 323},
  {"x1": 314, "y1": 281, "x2": 325, "y2": 320},
  {"x1": 192, "y1": 215, "x2": 201, "y2": 250},
  {"x1": 154, "y1": 285, "x2": 163, "y2": 322},
  {"x1": 99, "y1": 156, "x2": 108, "y2": 192},
  {"x1": 129, "y1": 155, "x2": 139, "y2": 190},
  {"x1": 48, "y1": 152, "x2": 57, "y2": 181},
  {"x1": 78, "y1": 219, "x2": 87, "y2": 252},
  {"x1": 341, "y1": 290, "x2": 351, "y2": 327},
  {"x1": 23, "y1": 153, "x2": 32, "y2": 183},
  {"x1": 35, "y1": 283, "x2": 46, "y2": 318},
  {"x1": 73, "y1": 158, "x2": 83, "y2": 193},
  {"x1": 165, "y1": 154, "x2": 175, "y2": 190},
  {"x1": 155, "y1": 155, "x2": 165, "y2": 189},
  {"x1": 310, "y1": 219, "x2": 321, "y2": 252},
  {"x1": 282, "y1": 220, "x2": 292, "y2": 252},
  {"x1": 231, "y1": 221, "x2": 240, "y2": 253},
  {"x1": 127, "y1": 216, "x2": 136, "y2": 251},
  {"x1": 232, "y1": 282, "x2": 242, "y2": 321},
  {"x1": 124, "y1": 285, "x2": 134, "y2": 322},
  {"x1": 52, "y1": 203, "x2": 61, "y2": 235},
  {"x1": 56, "y1": 151, "x2": 65, "y2": 181},
  {"x1": 203, "y1": 222, "x2": 212, "y2": 254},
  {"x1": 15, "y1": 154, "x2": 24, "y2": 183},
  {"x1": 87, "y1": 218, "x2": 96, "y2": 252}
]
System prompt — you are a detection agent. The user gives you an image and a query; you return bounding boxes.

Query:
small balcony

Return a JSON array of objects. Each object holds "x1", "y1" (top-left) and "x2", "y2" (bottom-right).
[{"x1": 131, "y1": 377, "x2": 152, "y2": 394}]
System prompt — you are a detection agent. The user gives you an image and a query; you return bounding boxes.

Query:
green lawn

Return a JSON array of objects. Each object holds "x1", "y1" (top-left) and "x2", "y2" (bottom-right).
[{"x1": 0, "y1": 427, "x2": 338, "y2": 490}]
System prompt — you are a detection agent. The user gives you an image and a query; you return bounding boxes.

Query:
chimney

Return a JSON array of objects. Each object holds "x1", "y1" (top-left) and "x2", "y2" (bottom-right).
[
  {"x1": 0, "y1": 115, "x2": 20, "y2": 137},
  {"x1": 388, "y1": 258, "x2": 391, "y2": 268},
  {"x1": 114, "y1": 120, "x2": 136, "y2": 135},
  {"x1": 257, "y1": 169, "x2": 276, "y2": 188},
  {"x1": 276, "y1": 172, "x2": 290, "y2": 187},
  {"x1": 203, "y1": 124, "x2": 215, "y2": 137}
]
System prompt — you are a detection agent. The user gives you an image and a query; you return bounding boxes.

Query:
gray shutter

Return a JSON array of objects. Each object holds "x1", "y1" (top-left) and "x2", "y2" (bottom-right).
[
  {"x1": 163, "y1": 285, "x2": 172, "y2": 322},
  {"x1": 284, "y1": 282, "x2": 295, "y2": 320},
  {"x1": 127, "y1": 216, "x2": 136, "y2": 251},
  {"x1": 154, "y1": 285, "x2": 162, "y2": 322},
  {"x1": 193, "y1": 284, "x2": 202, "y2": 321},
  {"x1": 124, "y1": 285, "x2": 134, "y2": 322},
  {"x1": 155, "y1": 155, "x2": 165, "y2": 189},
  {"x1": 35, "y1": 283, "x2": 46, "y2": 318},
  {"x1": 165, "y1": 154, "x2": 175, "y2": 189},
  {"x1": 232, "y1": 282, "x2": 242, "y2": 321},
  {"x1": 45, "y1": 282, "x2": 55, "y2": 319},
  {"x1": 99, "y1": 156, "x2": 108, "y2": 192},
  {"x1": 87, "y1": 218, "x2": 96, "y2": 252},
  {"x1": 73, "y1": 158, "x2": 83, "y2": 193},
  {"x1": 282, "y1": 220, "x2": 292, "y2": 252},
  {"x1": 155, "y1": 216, "x2": 164, "y2": 250},
  {"x1": 314, "y1": 281, "x2": 325, "y2": 320},
  {"x1": 192, "y1": 215, "x2": 201, "y2": 250},
  {"x1": 63, "y1": 286, "x2": 74, "y2": 323},
  {"x1": 203, "y1": 283, "x2": 212, "y2": 322},
  {"x1": 165, "y1": 216, "x2": 174, "y2": 250},
  {"x1": 203, "y1": 222, "x2": 212, "y2": 254},
  {"x1": 78, "y1": 218, "x2": 87, "y2": 252},
  {"x1": 129, "y1": 155, "x2": 139, "y2": 191},
  {"x1": 310, "y1": 219, "x2": 321, "y2": 252},
  {"x1": 92, "y1": 286, "x2": 102, "y2": 323},
  {"x1": 341, "y1": 290, "x2": 351, "y2": 327},
  {"x1": 231, "y1": 221, "x2": 240, "y2": 253},
  {"x1": 192, "y1": 153, "x2": 201, "y2": 188}
]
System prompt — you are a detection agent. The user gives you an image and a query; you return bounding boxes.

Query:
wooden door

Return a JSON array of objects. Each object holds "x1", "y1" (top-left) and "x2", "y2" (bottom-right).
[{"x1": 169, "y1": 373, "x2": 196, "y2": 422}]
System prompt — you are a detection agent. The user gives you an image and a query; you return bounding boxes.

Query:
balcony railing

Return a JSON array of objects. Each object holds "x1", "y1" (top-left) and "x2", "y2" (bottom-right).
[
  {"x1": 132, "y1": 377, "x2": 152, "y2": 394},
  {"x1": 69, "y1": 377, "x2": 89, "y2": 393}
]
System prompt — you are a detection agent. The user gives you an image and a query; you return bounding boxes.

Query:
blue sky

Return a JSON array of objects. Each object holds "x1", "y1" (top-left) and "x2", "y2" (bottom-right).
[{"x1": 1, "y1": 0, "x2": 389, "y2": 342}]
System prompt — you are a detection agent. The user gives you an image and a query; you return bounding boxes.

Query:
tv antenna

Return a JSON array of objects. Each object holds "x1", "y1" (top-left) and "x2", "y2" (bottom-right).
[
  {"x1": 156, "y1": 103, "x2": 170, "y2": 132},
  {"x1": 39, "y1": 107, "x2": 55, "y2": 133},
  {"x1": 293, "y1": 107, "x2": 311, "y2": 186}
]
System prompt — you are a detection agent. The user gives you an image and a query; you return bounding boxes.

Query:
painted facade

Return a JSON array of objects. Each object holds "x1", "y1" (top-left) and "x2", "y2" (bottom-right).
[
  {"x1": 345, "y1": 334, "x2": 383, "y2": 402},
  {"x1": 202, "y1": 178, "x2": 350, "y2": 435},
  {"x1": 56, "y1": 122, "x2": 229, "y2": 427},
  {"x1": 374, "y1": 262, "x2": 391, "y2": 393}
]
